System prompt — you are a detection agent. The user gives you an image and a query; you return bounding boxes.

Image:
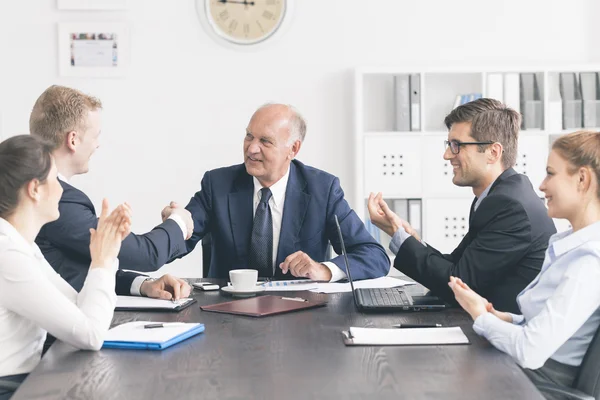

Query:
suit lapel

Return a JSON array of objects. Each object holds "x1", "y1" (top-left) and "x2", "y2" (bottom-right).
[
  {"x1": 228, "y1": 171, "x2": 254, "y2": 261},
  {"x1": 470, "y1": 168, "x2": 518, "y2": 228},
  {"x1": 276, "y1": 162, "x2": 310, "y2": 267}
]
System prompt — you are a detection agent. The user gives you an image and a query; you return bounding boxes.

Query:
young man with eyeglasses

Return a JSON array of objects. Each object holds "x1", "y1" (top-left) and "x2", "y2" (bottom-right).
[{"x1": 368, "y1": 98, "x2": 556, "y2": 313}]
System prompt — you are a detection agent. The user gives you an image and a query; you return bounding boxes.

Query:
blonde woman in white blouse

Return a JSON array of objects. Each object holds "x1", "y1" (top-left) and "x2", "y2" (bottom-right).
[
  {"x1": 449, "y1": 130, "x2": 600, "y2": 398},
  {"x1": 0, "y1": 135, "x2": 131, "y2": 398}
]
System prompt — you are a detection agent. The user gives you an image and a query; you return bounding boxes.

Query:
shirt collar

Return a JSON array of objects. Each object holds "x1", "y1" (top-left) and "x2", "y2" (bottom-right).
[
  {"x1": 0, "y1": 217, "x2": 42, "y2": 258},
  {"x1": 57, "y1": 173, "x2": 69, "y2": 184},
  {"x1": 474, "y1": 179, "x2": 496, "y2": 212},
  {"x1": 253, "y1": 167, "x2": 290, "y2": 209},
  {"x1": 550, "y1": 220, "x2": 600, "y2": 257}
]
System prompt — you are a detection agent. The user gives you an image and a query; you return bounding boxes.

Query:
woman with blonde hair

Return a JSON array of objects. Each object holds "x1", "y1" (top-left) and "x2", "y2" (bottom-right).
[
  {"x1": 0, "y1": 135, "x2": 131, "y2": 399},
  {"x1": 449, "y1": 130, "x2": 600, "y2": 398}
]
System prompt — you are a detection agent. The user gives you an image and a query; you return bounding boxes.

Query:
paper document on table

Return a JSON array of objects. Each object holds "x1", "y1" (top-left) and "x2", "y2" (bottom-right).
[
  {"x1": 309, "y1": 277, "x2": 415, "y2": 294},
  {"x1": 115, "y1": 296, "x2": 196, "y2": 311},
  {"x1": 342, "y1": 327, "x2": 469, "y2": 346},
  {"x1": 260, "y1": 279, "x2": 319, "y2": 291}
]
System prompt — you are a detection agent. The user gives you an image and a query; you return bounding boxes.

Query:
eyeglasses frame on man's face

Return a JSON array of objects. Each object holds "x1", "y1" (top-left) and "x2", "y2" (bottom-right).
[{"x1": 444, "y1": 139, "x2": 495, "y2": 155}]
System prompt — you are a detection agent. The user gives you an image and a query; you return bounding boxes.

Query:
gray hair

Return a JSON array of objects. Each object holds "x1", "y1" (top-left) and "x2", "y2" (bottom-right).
[{"x1": 255, "y1": 103, "x2": 307, "y2": 146}]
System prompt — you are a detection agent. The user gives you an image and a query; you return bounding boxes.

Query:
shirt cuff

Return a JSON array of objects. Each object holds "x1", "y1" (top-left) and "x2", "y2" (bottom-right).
[
  {"x1": 389, "y1": 227, "x2": 412, "y2": 255},
  {"x1": 130, "y1": 275, "x2": 149, "y2": 296},
  {"x1": 322, "y1": 261, "x2": 346, "y2": 282},
  {"x1": 508, "y1": 313, "x2": 525, "y2": 325},
  {"x1": 168, "y1": 214, "x2": 187, "y2": 240}
]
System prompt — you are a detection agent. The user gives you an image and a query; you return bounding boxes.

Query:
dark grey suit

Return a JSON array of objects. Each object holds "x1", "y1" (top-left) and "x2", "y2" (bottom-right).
[{"x1": 394, "y1": 168, "x2": 556, "y2": 313}]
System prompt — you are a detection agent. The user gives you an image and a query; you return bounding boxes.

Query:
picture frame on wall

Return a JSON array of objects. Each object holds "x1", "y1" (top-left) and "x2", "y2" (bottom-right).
[
  {"x1": 58, "y1": 22, "x2": 129, "y2": 78},
  {"x1": 57, "y1": 0, "x2": 129, "y2": 10}
]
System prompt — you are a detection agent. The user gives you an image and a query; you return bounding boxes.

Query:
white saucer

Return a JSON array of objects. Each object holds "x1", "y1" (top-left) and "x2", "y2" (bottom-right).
[{"x1": 220, "y1": 285, "x2": 265, "y2": 295}]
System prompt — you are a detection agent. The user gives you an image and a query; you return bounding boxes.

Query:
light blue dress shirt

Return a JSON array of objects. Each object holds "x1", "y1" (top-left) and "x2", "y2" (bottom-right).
[
  {"x1": 389, "y1": 181, "x2": 494, "y2": 254},
  {"x1": 473, "y1": 220, "x2": 600, "y2": 369}
]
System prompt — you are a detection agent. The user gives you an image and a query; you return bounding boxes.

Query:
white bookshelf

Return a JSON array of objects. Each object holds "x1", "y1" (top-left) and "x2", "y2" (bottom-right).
[{"x1": 355, "y1": 66, "x2": 600, "y2": 254}]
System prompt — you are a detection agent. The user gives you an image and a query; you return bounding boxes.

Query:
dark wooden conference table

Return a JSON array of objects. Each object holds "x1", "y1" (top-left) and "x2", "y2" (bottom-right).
[{"x1": 13, "y1": 278, "x2": 543, "y2": 400}]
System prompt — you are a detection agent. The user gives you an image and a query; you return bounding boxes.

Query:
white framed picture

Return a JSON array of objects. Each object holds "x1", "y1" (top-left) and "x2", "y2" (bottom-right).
[
  {"x1": 57, "y1": 0, "x2": 129, "y2": 10},
  {"x1": 58, "y1": 22, "x2": 129, "y2": 78}
]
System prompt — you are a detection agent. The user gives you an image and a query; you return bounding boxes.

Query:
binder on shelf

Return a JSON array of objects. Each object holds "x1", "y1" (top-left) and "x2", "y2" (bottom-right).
[
  {"x1": 559, "y1": 72, "x2": 583, "y2": 129},
  {"x1": 452, "y1": 93, "x2": 482, "y2": 109},
  {"x1": 409, "y1": 74, "x2": 421, "y2": 131},
  {"x1": 547, "y1": 75, "x2": 563, "y2": 131},
  {"x1": 519, "y1": 73, "x2": 543, "y2": 130},
  {"x1": 486, "y1": 73, "x2": 504, "y2": 102},
  {"x1": 504, "y1": 73, "x2": 521, "y2": 115},
  {"x1": 408, "y1": 199, "x2": 422, "y2": 238},
  {"x1": 394, "y1": 75, "x2": 411, "y2": 131},
  {"x1": 579, "y1": 72, "x2": 600, "y2": 128}
]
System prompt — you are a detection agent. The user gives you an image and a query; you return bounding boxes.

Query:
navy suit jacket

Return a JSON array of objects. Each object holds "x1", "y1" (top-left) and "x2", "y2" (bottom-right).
[
  {"x1": 181, "y1": 160, "x2": 390, "y2": 280},
  {"x1": 36, "y1": 179, "x2": 186, "y2": 295}
]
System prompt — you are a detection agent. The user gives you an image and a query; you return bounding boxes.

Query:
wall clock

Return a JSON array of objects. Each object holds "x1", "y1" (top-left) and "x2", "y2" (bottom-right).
[{"x1": 197, "y1": 0, "x2": 292, "y2": 47}]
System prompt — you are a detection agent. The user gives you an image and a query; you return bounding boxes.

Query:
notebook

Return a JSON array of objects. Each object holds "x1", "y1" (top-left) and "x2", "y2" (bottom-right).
[
  {"x1": 200, "y1": 295, "x2": 327, "y2": 317},
  {"x1": 115, "y1": 296, "x2": 197, "y2": 312},
  {"x1": 102, "y1": 321, "x2": 205, "y2": 350},
  {"x1": 342, "y1": 326, "x2": 469, "y2": 346}
]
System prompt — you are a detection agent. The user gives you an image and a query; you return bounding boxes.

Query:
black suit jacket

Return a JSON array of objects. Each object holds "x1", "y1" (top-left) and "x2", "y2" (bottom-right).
[
  {"x1": 179, "y1": 160, "x2": 390, "y2": 280},
  {"x1": 36, "y1": 179, "x2": 186, "y2": 295},
  {"x1": 394, "y1": 168, "x2": 556, "y2": 313}
]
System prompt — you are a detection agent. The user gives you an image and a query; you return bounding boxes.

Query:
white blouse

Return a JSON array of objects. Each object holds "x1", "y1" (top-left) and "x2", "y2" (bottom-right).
[
  {"x1": 0, "y1": 218, "x2": 117, "y2": 377},
  {"x1": 473, "y1": 221, "x2": 600, "y2": 369}
]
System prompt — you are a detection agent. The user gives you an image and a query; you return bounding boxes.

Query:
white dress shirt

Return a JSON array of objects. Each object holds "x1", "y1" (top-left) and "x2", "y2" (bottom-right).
[
  {"x1": 56, "y1": 173, "x2": 186, "y2": 296},
  {"x1": 0, "y1": 218, "x2": 117, "y2": 377},
  {"x1": 252, "y1": 169, "x2": 346, "y2": 282},
  {"x1": 473, "y1": 220, "x2": 600, "y2": 369}
]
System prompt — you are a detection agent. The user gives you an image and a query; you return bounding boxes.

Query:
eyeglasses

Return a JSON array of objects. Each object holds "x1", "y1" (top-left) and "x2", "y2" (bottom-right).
[{"x1": 444, "y1": 139, "x2": 494, "y2": 155}]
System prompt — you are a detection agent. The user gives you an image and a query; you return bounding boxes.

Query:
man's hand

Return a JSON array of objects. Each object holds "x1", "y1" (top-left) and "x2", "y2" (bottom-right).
[
  {"x1": 367, "y1": 192, "x2": 420, "y2": 241},
  {"x1": 448, "y1": 276, "x2": 488, "y2": 320},
  {"x1": 140, "y1": 274, "x2": 191, "y2": 300},
  {"x1": 161, "y1": 201, "x2": 194, "y2": 239},
  {"x1": 279, "y1": 251, "x2": 332, "y2": 281}
]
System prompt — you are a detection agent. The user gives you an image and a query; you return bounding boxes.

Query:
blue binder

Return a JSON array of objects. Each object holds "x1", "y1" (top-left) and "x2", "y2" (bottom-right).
[{"x1": 102, "y1": 323, "x2": 205, "y2": 350}]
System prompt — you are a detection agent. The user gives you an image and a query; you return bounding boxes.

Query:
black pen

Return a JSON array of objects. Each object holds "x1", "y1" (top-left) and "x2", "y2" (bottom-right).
[
  {"x1": 392, "y1": 323, "x2": 442, "y2": 328},
  {"x1": 143, "y1": 323, "x2": 187, "y2": 329}
]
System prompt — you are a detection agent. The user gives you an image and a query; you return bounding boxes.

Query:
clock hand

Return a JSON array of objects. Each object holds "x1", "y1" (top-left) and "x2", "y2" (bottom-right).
[{"x1": 218, "y1": 0, "x2": 255, "y2": 5}]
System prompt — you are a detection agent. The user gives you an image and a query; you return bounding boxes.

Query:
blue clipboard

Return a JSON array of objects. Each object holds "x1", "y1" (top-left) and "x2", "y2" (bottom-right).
[{"x1": 102, "y1": 323, "x2": 205, "y2": 350}]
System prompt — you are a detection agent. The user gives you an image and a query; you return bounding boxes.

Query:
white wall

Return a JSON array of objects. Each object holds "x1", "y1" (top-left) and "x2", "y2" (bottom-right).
[{"x1": 0, "y1": 0, "x2": 597, "y2": 277}]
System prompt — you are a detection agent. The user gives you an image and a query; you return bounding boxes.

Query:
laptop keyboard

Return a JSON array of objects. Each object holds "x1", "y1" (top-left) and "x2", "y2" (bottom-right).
[{"x1": 359, "y1": 288, "x2": 410, "y2": 307}]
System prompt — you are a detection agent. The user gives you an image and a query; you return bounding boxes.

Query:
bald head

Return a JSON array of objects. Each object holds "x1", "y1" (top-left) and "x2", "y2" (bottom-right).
[{"x1": 251, "y1": 103, "x2": 306, "y2": 145}]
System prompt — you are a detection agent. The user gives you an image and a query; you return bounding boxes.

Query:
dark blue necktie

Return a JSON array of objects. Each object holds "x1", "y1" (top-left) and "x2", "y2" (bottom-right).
[
  {"x1": 469, "y1": 196, "x2": 478, "y2": 227},
  {"x1": 249, "y1": 187, "x2": 273, "y2": 277}
]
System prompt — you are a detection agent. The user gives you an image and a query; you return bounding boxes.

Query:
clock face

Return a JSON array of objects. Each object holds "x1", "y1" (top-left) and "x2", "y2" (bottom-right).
[{"x1": 205, "y1": 0, "x2": 286, "y2": 45}]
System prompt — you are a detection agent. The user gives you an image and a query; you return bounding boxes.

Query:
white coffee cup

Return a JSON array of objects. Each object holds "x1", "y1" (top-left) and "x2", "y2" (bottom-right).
[{"x1": 229, "y1": 269, "x2": 258, "y2": 291}]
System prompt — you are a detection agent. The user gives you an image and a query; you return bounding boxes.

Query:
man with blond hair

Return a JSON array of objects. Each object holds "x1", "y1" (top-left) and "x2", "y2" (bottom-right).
[{"x1": 31, "y1": 85, "x2": 192, "y2": 299}]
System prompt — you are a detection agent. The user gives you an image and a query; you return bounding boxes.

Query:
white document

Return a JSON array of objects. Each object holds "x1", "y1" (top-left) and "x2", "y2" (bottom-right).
[
  {"x1": 309, "y1": 277, "x2": 415, "y2": 294},
  {"x1": 345, "y1": 326, "x2": 469, "y2": 345},
  {"x1": 116, "y1": 296, "x2": 194, "y2": 310},
  {"x1": 104, "y1": 321, "x2": 200, "y2": 344}
]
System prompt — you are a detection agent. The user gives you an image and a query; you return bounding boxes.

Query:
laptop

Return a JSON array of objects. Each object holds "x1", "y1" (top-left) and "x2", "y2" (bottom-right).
[{"x1": 334, "y1": 215, "x2": 448, "y2": 312}]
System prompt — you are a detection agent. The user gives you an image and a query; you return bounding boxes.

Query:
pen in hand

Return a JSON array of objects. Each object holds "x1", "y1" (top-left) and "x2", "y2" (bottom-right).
[{"x1": 392, "y1": 323, "x2": 442, "y2": 328}]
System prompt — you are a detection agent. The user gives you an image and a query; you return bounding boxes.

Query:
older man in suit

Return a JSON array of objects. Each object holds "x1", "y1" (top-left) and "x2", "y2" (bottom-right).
[
  {"x1": 163, "y1": 103, "x2": 390, "y2": 281},
  {"x1": 368, "y1": 98, "x2": 557, "y2": 313}
]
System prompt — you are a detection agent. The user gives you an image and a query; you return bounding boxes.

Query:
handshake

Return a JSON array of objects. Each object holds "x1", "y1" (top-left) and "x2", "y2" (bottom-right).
[{"x1": 161, "y1": 201, "x2": 194, "y2": 240}]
